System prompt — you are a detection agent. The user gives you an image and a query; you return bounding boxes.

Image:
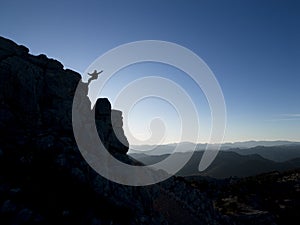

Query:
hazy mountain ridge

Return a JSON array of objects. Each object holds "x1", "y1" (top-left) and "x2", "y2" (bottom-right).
[
  {"x1": 130, "y1": 146, "x2": 300, "y2": 178},
  {"x1": 130, "y1": 140, "x2": 300, "y2": 155}
]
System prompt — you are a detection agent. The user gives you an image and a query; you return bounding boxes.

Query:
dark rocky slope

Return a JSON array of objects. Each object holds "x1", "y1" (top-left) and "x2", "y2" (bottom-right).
[{"x1": 183, "y1": 169, "x2": 300, "y2": 225}]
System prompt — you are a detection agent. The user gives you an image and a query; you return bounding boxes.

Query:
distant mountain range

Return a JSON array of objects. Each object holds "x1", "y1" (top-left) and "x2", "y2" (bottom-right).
[
  {"x1": 129, "y1": 143, "x2": 300, "y2": 178},
  {"x1": 219, "y1": 140, "x2": 300, "y2": 149},
  {"x1": 231, "y1": 145, "x2": 300, "y2": 162},
  {"x1": 129, "y1": 140, "x2": 300, "y2": 155}
]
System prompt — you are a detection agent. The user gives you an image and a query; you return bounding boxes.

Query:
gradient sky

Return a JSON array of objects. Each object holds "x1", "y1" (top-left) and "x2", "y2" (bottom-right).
[{"x1": 1, "y1": 0, "x2": 299, "y2": 144}]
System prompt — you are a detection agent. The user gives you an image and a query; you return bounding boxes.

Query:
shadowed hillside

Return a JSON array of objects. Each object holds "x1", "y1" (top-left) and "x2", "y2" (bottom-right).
[{"x1": 131, "y1": 151, "x2": 300, "y2": 178}]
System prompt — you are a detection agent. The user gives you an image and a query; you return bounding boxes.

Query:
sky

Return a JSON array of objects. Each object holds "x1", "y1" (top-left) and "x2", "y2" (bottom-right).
[{"x1": 1, "y1": 0, "x2": 299, "y2": 144}]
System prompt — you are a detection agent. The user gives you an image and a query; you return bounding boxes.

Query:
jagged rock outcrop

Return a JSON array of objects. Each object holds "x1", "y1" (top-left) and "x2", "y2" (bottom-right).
[
  {"x1": 0, "y1": 36, "x2": 128, "y2": 155},
  {"x1": 94, "y1": 98, "x2": 129, "y2": 154},
  {"x1": 0, "y1": 38, "x2": 76, "y2": 132}
]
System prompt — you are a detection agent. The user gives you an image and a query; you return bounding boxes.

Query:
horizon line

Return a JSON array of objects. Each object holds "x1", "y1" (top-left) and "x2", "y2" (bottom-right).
[{"x1": 130, "y1": 139, "x2": 300, "y2": 147}]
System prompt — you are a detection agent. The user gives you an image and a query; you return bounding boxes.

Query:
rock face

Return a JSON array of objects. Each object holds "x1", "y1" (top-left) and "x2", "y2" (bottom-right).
[
  {"x1": 94, "y1": 98, "x2": 129, "y2": 154},
  {"x1": 0, "y1": 38, "x2": 74, "y2": 132},
  {"x1": 0, "y1": 36, "x2": 128, "y2": 155}
]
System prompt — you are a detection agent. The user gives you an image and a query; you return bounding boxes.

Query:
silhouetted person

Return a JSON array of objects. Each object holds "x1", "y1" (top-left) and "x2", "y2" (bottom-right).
[{"x1": 87, "y1": 69, "x2": 103, "y2": 84}]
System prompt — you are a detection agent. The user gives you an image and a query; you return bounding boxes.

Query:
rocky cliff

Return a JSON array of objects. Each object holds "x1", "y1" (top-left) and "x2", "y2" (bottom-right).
[
  {"x1": 0, "y1": 36, "x2": 224, "y2": 225},
  {"x1": 0, "y1": 36, "x2": 162, "y2": 225}
]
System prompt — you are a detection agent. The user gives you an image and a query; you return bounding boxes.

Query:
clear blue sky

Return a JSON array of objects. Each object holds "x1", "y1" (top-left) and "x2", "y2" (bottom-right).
[{"x1": 1, "y1": 0, "x2": 299, "y2": 143}]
